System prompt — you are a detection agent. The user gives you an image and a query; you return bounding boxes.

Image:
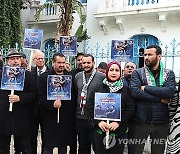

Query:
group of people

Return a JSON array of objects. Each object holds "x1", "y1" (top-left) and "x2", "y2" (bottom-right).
[{"x1": 0, "y1": 44, "x2": 179, "y2": 154}]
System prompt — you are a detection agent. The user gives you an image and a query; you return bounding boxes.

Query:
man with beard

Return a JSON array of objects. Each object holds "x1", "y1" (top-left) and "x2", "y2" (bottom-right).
[
  {"x1": 129, "y1": 45, "x2": 176, "y2": 154},
  {"x1": 75, "y1": 54, "x2": 105, "y2": 154},
  {"x1": 38, "y1": 53, "x2": 75, "y2": 154},
  {"x1": 0, "y1": 48, "x2": 36, "y2": 154},
  {"x1": 122, "y1": 61, "x2": 136, "y2": 87}
]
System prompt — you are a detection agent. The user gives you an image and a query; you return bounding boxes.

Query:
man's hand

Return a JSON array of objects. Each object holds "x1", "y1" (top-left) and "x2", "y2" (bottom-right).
[
  {"x1": 8, "y1": 95, "x2": 20, "y2": 103},
  {"x1": 108, "y1": 122, "x2": 120, "y2": 131},
  {"x1": 161, "y1": 98, "x2": 169, "y2": 104},
  {"x1": 98, "y1": 121, "x2": 109, "y2": 132},
  {"x1": 53, "y1": 100, "x2": 62, "y2": 108},
  {"x1": 141, "y1": 86, "x2": 145, "y2": 91}
]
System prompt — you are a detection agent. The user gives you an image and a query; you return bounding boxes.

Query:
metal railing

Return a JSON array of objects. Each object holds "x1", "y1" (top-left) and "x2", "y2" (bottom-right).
[
  {"x1": 1, "y1": 38, "x2": 180, "y2": 79},
  {"x1": 128, "y1": 0, "x2": 159, "y2": 6}
]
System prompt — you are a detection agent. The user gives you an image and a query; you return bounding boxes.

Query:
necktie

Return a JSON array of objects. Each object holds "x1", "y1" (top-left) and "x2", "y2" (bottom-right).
[{"x1": 38, "y1": 70, "x2": 42, "y2": 76}]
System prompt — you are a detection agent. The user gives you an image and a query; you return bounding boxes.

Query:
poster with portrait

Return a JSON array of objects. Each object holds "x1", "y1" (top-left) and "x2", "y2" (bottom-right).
[
  {"x1": 1, "y1": 66, "x2": 25, "y2": 91},
  {"x1": 59, "y1": 36, "x2": 77, "y2": 56},
  {"x1": 23, "y1": 28, "x2": 43, "y2": 50},
  {"x1": 47, "y1": 75, "x2": 72, "y2": 100},
  {"x1": 111, "y1": 39, "x2": 134, "y2": 62},
  {"x1": 94, "y1": 93, "x2": 121, "y2": 121}
]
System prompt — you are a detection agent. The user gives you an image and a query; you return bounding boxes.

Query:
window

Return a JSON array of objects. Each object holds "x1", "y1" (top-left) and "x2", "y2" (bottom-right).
[{"x1": 80, "y1": 0, "x2": 87, "y2": 3}]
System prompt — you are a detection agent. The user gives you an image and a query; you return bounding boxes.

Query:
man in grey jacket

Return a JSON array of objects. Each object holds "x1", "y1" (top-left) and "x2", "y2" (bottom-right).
[
  {"x1": 129, "y1": 45, "x2": 176, "y2": 154},
  {"x1": 75, "y1": 54, "x2": 105, "y2": 154}
]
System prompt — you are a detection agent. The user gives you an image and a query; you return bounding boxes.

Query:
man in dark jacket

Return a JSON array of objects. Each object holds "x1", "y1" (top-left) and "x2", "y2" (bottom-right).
[
  {"x1": 75, "y1": 54, "x2": 105, "y2": 154},
  {"x1": 69, "y1": 52, "x2": 84, "y2": 154},
  {"x1": 0, "y1": 48, "x2": 36, "y2": 154},
  {"x1": 129, "y1": 45, "x2": 176, "y2": 154},
  {"x1": 71, "y1": 52, "x2": 84, "y2": 78},
  {"x1": 30, "y1": 50, "x2": 49, "y2": 154},
  {"x1": 122, "y1": 61, "x2": 136, "y2": 87},
  {"x1": 38, "y1": 53, "x2": 75, "y2": 154}
]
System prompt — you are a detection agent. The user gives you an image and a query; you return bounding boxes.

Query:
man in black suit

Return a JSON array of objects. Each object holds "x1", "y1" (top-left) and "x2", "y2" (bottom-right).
[
  {"x1": 0, "y1": 48, "x2": 36, "y2": 154},
  {"x1": 30, "y1": 50, "x2": 49, "y2": 154}
]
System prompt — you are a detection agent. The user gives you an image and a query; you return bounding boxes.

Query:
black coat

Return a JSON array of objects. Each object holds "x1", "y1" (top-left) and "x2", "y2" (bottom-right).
[
  {"x1": 0, "y1": 70, "x2": 36, "y2": 136},
  {"x1": 30, "y1": 66, "x2": 49, "y2": 116},
  {"x1": 88, "y1": 81, "x2": 135, "y2": 136},
  {"x1": 38, "y1": 68, "x2": 76, "y2": 148}
]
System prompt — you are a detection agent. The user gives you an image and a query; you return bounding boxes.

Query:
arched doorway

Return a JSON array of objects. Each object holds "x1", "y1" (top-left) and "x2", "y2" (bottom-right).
[
  {"x1": 131, "y1": 34, "x2": 159, "y2": 68},
  {"x1": 44, "y1": 39, "x2": 55, "y2": 50}
]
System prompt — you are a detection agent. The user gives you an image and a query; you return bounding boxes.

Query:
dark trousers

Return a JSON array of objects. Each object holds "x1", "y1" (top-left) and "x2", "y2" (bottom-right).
[
  {"x1": 75, "y1": 118, "x2": 96, "y2": 154},
  {"x1": 69, "y1": 133, "x2": 77, "y2": 154},
  {"x1": 94, "y1": 132, "x2": 126, "y2": 154},
  {"x1": 129, "y1": 123, "x2": 169, "y2": 154},
  {"x1": 31, "y1": 111, "x2": 44, "y2": 154},
  {"x1": 0, "y1": 135, "x2": 31, "y2": 154},
  {"x1": 14, "y1": 136, "x2": 22, "y2": 154},
  {"x1": 43, "y1": 146, "x2": 67, "y2": 154}
]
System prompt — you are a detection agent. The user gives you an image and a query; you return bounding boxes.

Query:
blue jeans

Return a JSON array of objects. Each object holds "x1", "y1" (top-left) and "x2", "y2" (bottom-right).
[{"x1": 129, "y1": 122, "x2": 169, "y2": 154}]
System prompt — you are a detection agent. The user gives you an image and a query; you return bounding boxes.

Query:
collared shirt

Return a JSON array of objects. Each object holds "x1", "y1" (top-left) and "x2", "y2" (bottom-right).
[{"x1": 37, "y1": 65, "x2": 46, "y2": 75}]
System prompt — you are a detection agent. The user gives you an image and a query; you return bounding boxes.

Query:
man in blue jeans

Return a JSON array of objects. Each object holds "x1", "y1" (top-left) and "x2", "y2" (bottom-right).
[{"x1": 129, "y1": 45, "x2": 176, "y2": 154}]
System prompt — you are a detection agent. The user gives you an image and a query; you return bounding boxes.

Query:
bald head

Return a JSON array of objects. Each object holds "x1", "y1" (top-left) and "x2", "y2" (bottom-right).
[{"x1": 33, "y1": 50, "x2": 45, "y2": 69}]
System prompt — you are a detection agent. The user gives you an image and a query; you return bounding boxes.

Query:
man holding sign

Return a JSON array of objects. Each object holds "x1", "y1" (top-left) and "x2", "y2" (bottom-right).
[
  {"x1": 38, "y1": 53, "x2": 75, "y2": 154},
  {"x1": 0, "y1": 48, "x2": 36, "y2": 153}
]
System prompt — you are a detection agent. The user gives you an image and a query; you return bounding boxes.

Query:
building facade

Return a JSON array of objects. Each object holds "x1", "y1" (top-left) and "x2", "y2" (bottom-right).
[{"x1": 21, "y1": 0, "x2": 180, "y2": 79}]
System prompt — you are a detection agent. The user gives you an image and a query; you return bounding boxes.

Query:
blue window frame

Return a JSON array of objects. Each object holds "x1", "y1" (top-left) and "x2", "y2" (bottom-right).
[
  {"x1": 131, "y1": 34, "x2": 158, "y2": 67},
  {"x1": 80, "y1": 0, "x2": 87, "y2": 3},
  {"x1": 45, "y1": 39, "x2": 55, "y2": 49}
]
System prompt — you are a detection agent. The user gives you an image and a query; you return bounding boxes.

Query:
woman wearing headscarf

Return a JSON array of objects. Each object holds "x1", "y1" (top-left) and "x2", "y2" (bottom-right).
[{"x1": 88, "y1": 61, "x2": 135, "y2": 154}]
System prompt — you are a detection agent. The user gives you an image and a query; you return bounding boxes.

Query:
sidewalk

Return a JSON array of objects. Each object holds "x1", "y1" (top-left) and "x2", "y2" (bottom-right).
[{"x1": 10, "y1": 133, "x2": 151, "y2": 154}]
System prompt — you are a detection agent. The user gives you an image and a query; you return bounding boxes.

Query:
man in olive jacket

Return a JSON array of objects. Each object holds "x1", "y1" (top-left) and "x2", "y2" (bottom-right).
[{"x1": 0, "y1": 49, "x2": 36, "y2": 154}]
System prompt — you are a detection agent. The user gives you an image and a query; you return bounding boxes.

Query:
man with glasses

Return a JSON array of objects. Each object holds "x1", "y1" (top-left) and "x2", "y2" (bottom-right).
[
  {"x1": 30, "y1": 50, "x2": 49, "y2": 154},
  {"x1": 122, "y1": 62, "x2": 137, "y2": 87}
]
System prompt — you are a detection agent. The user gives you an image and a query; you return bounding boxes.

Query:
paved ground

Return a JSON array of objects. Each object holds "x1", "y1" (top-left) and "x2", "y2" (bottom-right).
[{"x1": 10, "y1": 133, "x2": 151, "y2": 154}]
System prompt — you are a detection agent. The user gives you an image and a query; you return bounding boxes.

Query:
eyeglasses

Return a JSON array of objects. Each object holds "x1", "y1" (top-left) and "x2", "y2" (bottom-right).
[
  {"x1": 34, "y1": 58, "x2": 44, "y2": 61},
  {"x1": 125, "y1": 65, "x2": 135, "y2": 69}
]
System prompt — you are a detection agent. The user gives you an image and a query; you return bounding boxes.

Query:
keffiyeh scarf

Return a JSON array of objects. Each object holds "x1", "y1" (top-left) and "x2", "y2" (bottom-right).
[
  {"x1": 80, "y1": 70, "x2": 96, "y2": 115},
  {"x1": 103, "y1": 78, "x2": 123, "y2": 92},
  {"x1": 145, "y1": 61, "x2": 167, "y2": 86}
]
